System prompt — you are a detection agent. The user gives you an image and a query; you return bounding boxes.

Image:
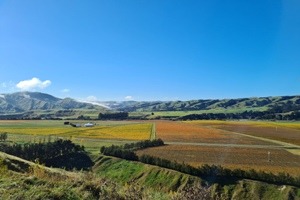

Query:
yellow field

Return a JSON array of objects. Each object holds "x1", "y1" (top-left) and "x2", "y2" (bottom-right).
[
  {"x1": 74, "y1": 123, "x2": 152, "y2": 140},
  {"x1": 0, "y1": 121, "x2": 152, "y2": 141}
]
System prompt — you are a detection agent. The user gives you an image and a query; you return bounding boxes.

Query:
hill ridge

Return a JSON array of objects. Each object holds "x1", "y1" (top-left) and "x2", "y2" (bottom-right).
[{"x1": 0, "y1": 91, "x2": 105, "y2": 114}]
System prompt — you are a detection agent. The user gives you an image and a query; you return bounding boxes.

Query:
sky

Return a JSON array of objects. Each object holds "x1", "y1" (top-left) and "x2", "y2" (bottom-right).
[{"x1": 0, "y1": 0, "x2": 300, "y2": 101}]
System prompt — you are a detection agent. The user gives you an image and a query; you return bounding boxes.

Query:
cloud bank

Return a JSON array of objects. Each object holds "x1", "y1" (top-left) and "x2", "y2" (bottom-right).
[
  {"x1": 16, "y1": 77, "x2": 51, "y2": 91},
  {"x1": 86, "y1": 96, "x2": 98, "y2": 101}
]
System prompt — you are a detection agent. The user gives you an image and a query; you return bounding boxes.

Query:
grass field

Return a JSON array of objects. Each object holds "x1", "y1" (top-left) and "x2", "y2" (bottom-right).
[{"x1": 130, "y1": 107, "x2": 269, "y2": 119}]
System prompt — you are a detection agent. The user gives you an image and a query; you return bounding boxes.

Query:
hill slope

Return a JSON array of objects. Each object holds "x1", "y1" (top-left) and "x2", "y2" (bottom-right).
[
  {"x1": 0, "y1": 92, "x2": 106, "y2": 114},
  {"x1": 1, "y1": 151, "x2": 299, "y2": 199},
  {"x1": 102, "y1": 95, "x2": 300, "y2": 113}
]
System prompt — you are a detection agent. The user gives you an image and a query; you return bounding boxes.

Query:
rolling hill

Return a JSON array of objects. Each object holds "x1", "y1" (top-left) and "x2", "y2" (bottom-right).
[
  {"x1": 101, "y1": 95, "x2": 300, "y2": 113},
  {"x1": 0, "y1": 92, "x2": 106, "y2": 114},
  {"x1": 1, "y1": 92, "x2": 300, "y2": 119},
  {"x1": 1, "y1": 151, "x2": 299, "y2": 199}
]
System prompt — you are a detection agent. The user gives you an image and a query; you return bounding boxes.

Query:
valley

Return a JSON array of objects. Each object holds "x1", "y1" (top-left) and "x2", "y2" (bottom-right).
[{"x1": 1, "y1": 93, "x2": 300, "y2": 199}]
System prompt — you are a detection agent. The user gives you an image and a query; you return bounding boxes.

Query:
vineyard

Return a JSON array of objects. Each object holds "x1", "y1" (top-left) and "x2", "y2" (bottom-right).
[
  {"x1": 136, "y1": 120, "x2": 300, "y2": 177},
  {"x1": 155, "y1": 120, "x2": 275, "y2": 145},
  {"x1": 185, "y1": 120, "x2": 300, "y2": 145},
  {"x1": 1, "y1": 119, "x2": 300, "y2": 177},
  {"x1": 136, "y1": 145, "x2": 300, "y2": 176}
]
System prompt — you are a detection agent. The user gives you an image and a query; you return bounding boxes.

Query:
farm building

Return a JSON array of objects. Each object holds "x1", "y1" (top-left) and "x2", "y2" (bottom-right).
[{"x1": 84, "y1": 122, "x2": 95, "y2": 127}]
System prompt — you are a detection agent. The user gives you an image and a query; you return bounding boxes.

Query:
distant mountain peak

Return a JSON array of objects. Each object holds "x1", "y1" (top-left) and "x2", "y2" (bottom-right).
[{"x1": 0, "y1": 91, "x2": 106, "y2": 114}]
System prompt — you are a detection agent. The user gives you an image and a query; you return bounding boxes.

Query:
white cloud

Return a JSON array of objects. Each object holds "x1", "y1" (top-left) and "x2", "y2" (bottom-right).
[
  {"x1": 125, "y1": 96, "x2": 134, "y2": 100},
  {"x1": 76, "y1": 96, "x2": 112, "y2": 109},
  {"x1": 16, "y1": 77, "x2": 51, "y2": 91},
  {"x1": 86, "y1": 96, "x2": 98, "y2": 101},
  {"x1": 61, "y1": 89, "x2": 70, "y2": 93}
]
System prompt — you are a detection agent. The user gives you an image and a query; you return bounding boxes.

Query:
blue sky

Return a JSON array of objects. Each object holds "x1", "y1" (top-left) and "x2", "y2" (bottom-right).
[{"x1": 0, "y1": 0, "x2": 299, "y2": 101}]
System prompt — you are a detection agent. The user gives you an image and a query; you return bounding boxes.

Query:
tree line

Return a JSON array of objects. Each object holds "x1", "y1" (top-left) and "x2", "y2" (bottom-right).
[
  {"x1": 0, "y1": 139, "x2": 93, "y2": 170},
  {"x1": 100, "y1": 140, "x2": 300, "y2": 187},
  {"x1": 100, "y1": 139, "x2": 164, "y2": 161},
  {"x1": 98, "y1": 112, "x2": 129, "y2": 120},
  {"x1": 178, "y1": 110, "x2": 300, "y2": 121},
  {"x1": 139, "y1": 154, "x2": 300, "y2": 187}
]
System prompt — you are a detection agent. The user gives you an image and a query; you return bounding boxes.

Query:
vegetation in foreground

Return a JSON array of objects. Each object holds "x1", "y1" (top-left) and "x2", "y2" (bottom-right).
[
  {"x1": 0, "y1": 138, "x2": 300, "y2": 199},
  {"x1": 100, "y1": 141, "x2": 300, "y2": 188},
  {"x1": 93, "y1": 156, "x2": 300, "y2": 200},
  {"x1": 0, "y1": 119, "x2": 300, "y2": 199},
  {"x1": 0, "y1": 139, "x2": 93, "y2": 170}
]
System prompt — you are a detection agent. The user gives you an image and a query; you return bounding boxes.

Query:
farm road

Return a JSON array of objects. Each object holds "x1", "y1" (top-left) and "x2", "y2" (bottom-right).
[
  {"x1": 222, "y1": 130, "x2": 300, "y2": 155},
  {"x1": 165, "y1": 129, "x2": 300, "y2": 156},
  {"x1": 165, "y1": 141, "x2": 295, "y2": 150}
]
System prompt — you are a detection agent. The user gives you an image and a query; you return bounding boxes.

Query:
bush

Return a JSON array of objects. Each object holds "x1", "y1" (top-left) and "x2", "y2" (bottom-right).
[
  {"x1": 0, "y1": 132, "x2": 8, "y2": 141},
  {"x1": 0, "y1": 139, "x2": 93, "y2": 170}
]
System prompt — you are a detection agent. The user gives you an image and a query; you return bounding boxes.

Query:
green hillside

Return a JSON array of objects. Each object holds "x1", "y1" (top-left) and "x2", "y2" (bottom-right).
[
  {"x1": 0, "y1": 92, "x2": 106, "y2": 114},
  {"x1": 111, "y1": 95, "x2": 300, "y2": 113},
  {"x1": 1, "y1": 151, "x2": 299, "y2": 199}
]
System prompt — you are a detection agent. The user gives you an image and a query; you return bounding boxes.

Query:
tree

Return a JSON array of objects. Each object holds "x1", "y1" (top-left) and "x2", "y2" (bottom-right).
[{"x1": 0, "y1": 132, "x2": 8, "y2": 142}]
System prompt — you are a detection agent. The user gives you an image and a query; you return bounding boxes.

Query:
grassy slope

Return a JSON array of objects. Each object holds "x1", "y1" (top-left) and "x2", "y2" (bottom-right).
[
  {"x1": 93, "y1": 156, "x2": 202, "y2": 192},
  {"x1": 93, "y1": 156, "x2": 300, "y2": 200},
  {"x1": 211, "y1": 180, "x2": 300, "y2": 200},
  {"x1": 0, "y1": 151, "x2": 300, "y2": 199},
  {"x1": 0, "y1": 152, "x2": 169, "y2": 199}
]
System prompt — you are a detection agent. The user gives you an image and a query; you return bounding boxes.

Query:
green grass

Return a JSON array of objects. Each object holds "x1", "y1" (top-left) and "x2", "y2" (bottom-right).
[
  {"x1": 93, "y1": 156, "x2": 201, "y2": 192},
  {"x1": 0, "y1": 154, "x2": 171, "y2": 199},
  {"x1": 1, "y1": 150, "x2": 300, "y2": 199},
  {"x1": 93, "y1": 156, "x2": 300, "y2": 199},
  {"x1": 131, "y1": 106, "x2": 269, "y2": 118},
  {"x1": 150, "y1": 122, "x2": 156, "y2": 140}
]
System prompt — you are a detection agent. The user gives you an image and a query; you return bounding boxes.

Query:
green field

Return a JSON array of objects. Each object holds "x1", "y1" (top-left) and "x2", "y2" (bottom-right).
[{"x1": 130, "y1": 106, "x2": 269, "y2": 119}]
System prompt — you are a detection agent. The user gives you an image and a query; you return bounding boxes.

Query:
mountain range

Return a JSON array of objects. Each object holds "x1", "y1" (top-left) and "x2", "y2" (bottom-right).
[
  {"x1": 98, "y1": 95, "x2": 300, "y2": 113},
  {"x1": 1, "y1": 92, "x2": 300, "y2": 118}
]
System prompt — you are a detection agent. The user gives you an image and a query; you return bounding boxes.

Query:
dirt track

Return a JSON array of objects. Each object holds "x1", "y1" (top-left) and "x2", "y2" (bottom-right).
[{"x1": 165, "y1": 129, "x2": 300, "y2": 155}]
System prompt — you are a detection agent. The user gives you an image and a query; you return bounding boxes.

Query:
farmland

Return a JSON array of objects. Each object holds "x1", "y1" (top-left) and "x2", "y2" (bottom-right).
[
  {"x1": 0, "y1": 120, "x2": 152, "y2": 140},
  {"x1": 155, "y1": 120, "x2": 276, "y2": 145},
  {"x1": 1, "y1": 119, "x2": 300, "y2": 178},
  {"x1": 136, "y1": 145, "x2": 300, "y2": 176},
  {"x1": 135, "y1": 120, "x2": 300, "y2": 177},
  {"x1": 185, "y1": 120, "x2": 300, "y2": 145},
  {"x1": 0, "y1": 120, "x2": 152, "y2": 155}
]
